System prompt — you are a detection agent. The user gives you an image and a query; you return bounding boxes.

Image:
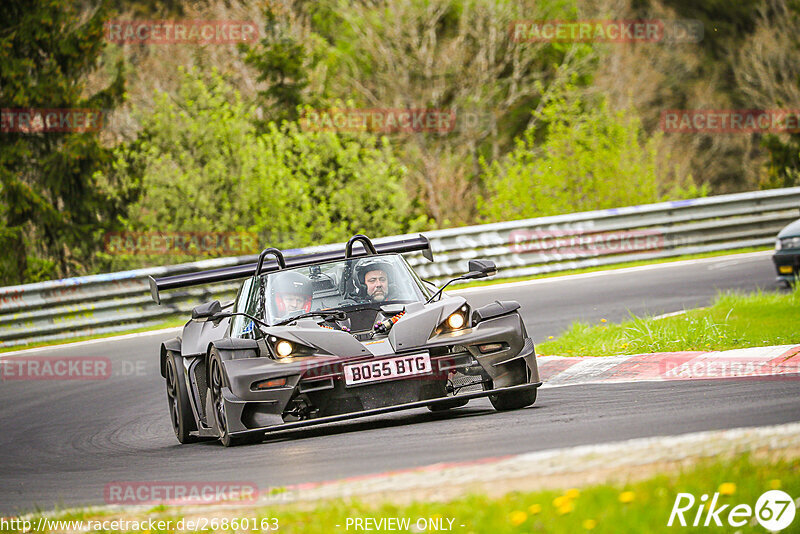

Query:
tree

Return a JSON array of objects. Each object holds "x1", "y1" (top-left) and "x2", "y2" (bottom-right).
[
  {"x1": 294, "y1": 0, "x2": 598, "y2": 225},
  {"x1": 239, "y1": 0, "x2": 310, "y2": 126},
  {"x1": 0, "y1": 0, "x2": 125, "y2": 284},
  {"x1": 735, "y1": 0, "x2": 800, "y2": 188},
  {"x1": 98, "y1": 69, "x2": 422, "y2": 271},
  {"x1": 479, "y1": 87, "x2": 703, "y2": 222}
]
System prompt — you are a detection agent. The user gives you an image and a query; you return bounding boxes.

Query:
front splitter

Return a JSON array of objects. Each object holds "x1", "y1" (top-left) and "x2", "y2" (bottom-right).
[{"x1": 230, "y1": 382, "x2": 542, "y2": 438}]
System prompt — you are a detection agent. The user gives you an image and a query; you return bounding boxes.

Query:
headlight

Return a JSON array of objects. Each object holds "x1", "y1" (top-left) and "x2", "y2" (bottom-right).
[
  {"x1": 447, "y1": 312, "x2": 465, "y2": 329},
  {"x1": 776, "y1": 238, "x2": 782, "y2": 251},
  {"x1": 434, "y1": 305, "x2": 469, "y2": 335},
  {"x1": 266, "y1": 336, "x2": 315, "y2": 359},
  {"x1": 780, "y1": 237, "x2": 800, "y2": 250},
  {"x1": 275, "y1": 340, "x2": 293, "y2": 358}
]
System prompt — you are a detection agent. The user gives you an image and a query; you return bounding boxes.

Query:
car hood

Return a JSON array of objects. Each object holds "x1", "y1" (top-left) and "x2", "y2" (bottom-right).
[
  {"x1": 778, "y1": 218, "x2": 800, "y2": 238},
  {"x1": 261, "y1": 297, "x2": 468, "y2": 357}
]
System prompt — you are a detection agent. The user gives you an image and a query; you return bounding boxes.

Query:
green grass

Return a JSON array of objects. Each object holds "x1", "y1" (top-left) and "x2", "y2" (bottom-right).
[
  {"x1": 454, "y1": 246, "x2": 770, "y2": 289},
  {"x1": 0, "y1": 317, "x2": 186, "y2": 354},
  {"x1": 538, "y1": 285, "x2": 799, "y2": 357},
  {"x1": 5, "y1": 454, "x2": 797, "y2": 533}
]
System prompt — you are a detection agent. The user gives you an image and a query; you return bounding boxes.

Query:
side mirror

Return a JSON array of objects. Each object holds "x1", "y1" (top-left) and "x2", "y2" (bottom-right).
[
  {"x1": 191, "y1": 300, "x2": 222, "y2": 322},
  {"x1": 465, "y1": 259, "x2": 497, "y2": 279}
]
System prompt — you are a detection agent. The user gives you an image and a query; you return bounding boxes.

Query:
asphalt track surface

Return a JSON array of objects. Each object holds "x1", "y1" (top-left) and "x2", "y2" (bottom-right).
[{"x1": 1, "y1": 252, "x2": 797, "y2": 514}]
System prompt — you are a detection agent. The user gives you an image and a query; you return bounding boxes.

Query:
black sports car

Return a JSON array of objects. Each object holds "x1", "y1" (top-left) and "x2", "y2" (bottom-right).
[
  {"x1": 150, "y1": 235, "x2": 540, "y2": 446},
  {"x1": 774, "y1": 219, "x2": 800, "y2": 286}
]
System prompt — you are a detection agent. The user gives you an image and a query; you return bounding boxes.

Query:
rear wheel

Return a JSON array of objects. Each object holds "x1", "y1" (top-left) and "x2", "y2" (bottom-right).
[
  {"x1": 165, "y1": 351, "x2": 199, "y2": 444},
  {"x1": 209, "y1": 351, "x2": 262, "y2": 447},
  {"x1": 489, "y1": 388, "x2": 537, "y2": 411}
]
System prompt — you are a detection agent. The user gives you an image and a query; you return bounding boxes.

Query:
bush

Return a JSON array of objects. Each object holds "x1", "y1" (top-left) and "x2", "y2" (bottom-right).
[
  {"x1": 97, "y1": 68, "x2": 420, "y2": 269},
  {"x1": 478, "y1": 86, "x2": 704, "y2": 222}
]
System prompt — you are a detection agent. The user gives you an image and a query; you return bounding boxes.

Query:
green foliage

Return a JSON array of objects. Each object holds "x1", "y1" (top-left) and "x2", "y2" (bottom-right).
[
  {"x1": 98, "y1": 69, "x2": 420, "y2": 270},
  {"x1": 0, "y1": 0, "x2": 125, "y2": 284},
  {"x1": 239, "y1": 2, "x2": 310, "y2": 126},
  {"x1": 761, "y1": 134, "x2": 800, "y2": 188},
  {"x1": 479, "y1": 86, "x2": 704, "y2": 222}
]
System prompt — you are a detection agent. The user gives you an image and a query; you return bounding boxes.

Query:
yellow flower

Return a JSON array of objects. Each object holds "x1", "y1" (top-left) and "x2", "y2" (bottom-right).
[
  {"x1": 557, "y1": 502, "x2": 574, "y2": 515},
  {"x1": 769, "y1": 479, "x2": 782, "y2": 490},
  {"x1": 553, "y1": 495, "x2": 571, "y2": 508},
  {"x1": 528, "y1": 504, "x2": 542, "y2": 515},
  {"x1": 566, "y1": 488, "x2": 580, "y2": 499},
  {"x1": 601, "y1": 318, "x2": 607, "y2": 323},
  {"x1": 718, "y1": 482, "x2": 736, "y2": 496},
  {"x1": 509, "y1": 511, "x2": 527, "y2": 526},
  {"x1": 582, "y1": 519, "x2": 597, "y2": 530},
  {"x1": 548, "y1": 336, "x2": 554, "y2": 339},
  {"x1": 619, "y1": 491, "x2": 635, "y2": 504}
]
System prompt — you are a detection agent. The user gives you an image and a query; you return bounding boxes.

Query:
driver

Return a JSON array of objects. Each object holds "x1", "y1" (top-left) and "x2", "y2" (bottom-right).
[
  {"x1": 355, "y1": 258, "x2": 393, "y2": 302},
  {"x1": 271, "y1": 271, "x2": 313, "y2": 316}
]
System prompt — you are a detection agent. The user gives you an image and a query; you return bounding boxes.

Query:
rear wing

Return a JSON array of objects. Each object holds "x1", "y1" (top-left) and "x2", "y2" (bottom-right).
[{"x1": 148, "y1": 234, "x2": 433, "y2": 304}]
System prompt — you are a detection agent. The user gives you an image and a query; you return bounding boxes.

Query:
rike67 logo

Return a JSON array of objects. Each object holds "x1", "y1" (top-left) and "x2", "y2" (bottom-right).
[{"x1": 668, "y1": 489, "x2": 796, "y2": 530}]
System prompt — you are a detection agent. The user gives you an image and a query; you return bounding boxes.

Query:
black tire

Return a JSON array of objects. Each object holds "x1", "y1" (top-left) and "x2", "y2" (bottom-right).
[
  {"x1": 165, "y1": 351, "x2": 199, "y2": 444},
  {"x1": 489, "y1": 388, "x2": 537, "y2": 411},
  {"x1": 427, "y1": 397, "x2": 469, "y2": 412},
  {"x1": 209, "y1": 351, "x2": 262, "y2": 447}
]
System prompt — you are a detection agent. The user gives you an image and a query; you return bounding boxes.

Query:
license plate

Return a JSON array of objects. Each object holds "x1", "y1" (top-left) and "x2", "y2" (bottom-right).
[
  {"x1": 779, "y1": 265, "x2": 793, "y2": 274},
  {"x1": 343, "y1": 353, "x2": 432, "y2": 386}
]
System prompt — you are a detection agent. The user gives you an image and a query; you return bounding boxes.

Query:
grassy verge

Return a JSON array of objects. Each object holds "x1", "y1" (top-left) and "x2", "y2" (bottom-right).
[
  {"x1": 537, "y1": 285, "x2": 799, "y2": 357},
  {"x1": 454, "y1": 246, "x2": 770, "y2": 289},
  {"x1": 0, "y1": 318, "x2": 185, "y2": 354},
  {"x1": 8, "y1": 453, "x2": 797, "y2": 533}
]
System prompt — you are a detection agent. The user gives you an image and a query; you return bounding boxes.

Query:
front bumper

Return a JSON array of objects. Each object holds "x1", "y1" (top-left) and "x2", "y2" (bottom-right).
[
  {"x1": 228, "y1": 381, "x2": 542, "y2": 439},
  {"x1": 773, "y1": 250, "x2": 800, "y2": 284},
  {"x1": 212, "y1": 313, "x2": 540, "y2": 435},
  {"x1": 215, "y1": 312, "x2": 538, "y2": 434}
]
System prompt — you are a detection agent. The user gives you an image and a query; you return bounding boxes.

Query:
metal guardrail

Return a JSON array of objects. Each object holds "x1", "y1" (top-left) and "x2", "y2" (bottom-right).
[{"x1": 1, "y1": 187, "x2": 798, "y2": 348}]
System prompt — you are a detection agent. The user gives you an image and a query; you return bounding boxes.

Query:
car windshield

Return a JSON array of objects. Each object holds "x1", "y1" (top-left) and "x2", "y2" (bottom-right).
[{"x1": 232, "y1": 254, "x2": 430, "y2": 331}]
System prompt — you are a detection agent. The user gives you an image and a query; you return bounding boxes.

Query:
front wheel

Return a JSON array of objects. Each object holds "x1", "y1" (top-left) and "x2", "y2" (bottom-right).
[
  {"x1": 489, "y1": 388, "x2": 537, "y2": 411},
  {"x1": 209, "y1": 351, "x2": 262, "y2": 447}
]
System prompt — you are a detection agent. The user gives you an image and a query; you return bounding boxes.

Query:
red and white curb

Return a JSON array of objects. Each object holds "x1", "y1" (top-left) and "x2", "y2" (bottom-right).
[{"x1": 538, "y1": 344, "x2": 800, "y2": 387}]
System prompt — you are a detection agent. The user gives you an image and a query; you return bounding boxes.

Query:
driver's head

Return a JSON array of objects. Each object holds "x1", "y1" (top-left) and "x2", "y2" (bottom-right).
[
  {"x1": 355, "y1": 258, "x2": 394, "y2": 302},
  {"x1": 364, "y1": 269, "x2": 389, "y2": 302},
  {"x1": 271, "y1": 271, "x2": 313, "y2": 315}
]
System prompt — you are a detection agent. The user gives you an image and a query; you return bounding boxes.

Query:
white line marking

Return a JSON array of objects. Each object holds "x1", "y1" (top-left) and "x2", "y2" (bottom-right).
[
  {"x1": 652, "y1": 309, "x2": 693, "y2": 320},
  {"x1": 0, "y1": 327, "x2": 182, "y2": 357}
]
